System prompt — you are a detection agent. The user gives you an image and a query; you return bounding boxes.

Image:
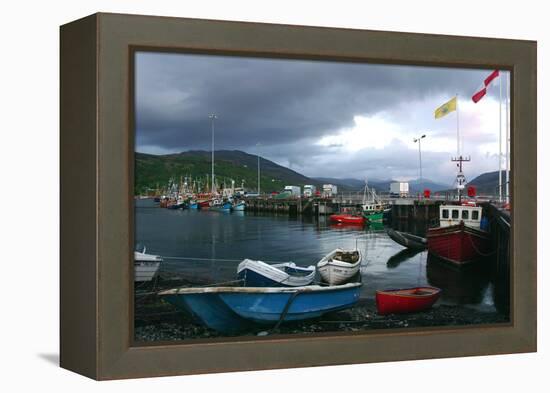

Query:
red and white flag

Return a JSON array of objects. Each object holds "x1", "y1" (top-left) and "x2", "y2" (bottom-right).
[{"x1": 472, "y1": 70, "x2": 499, "y2": 103}]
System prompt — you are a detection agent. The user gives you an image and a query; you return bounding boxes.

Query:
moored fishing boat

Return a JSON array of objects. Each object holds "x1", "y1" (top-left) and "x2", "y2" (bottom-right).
[
  {"x1": 134, "y1": 249, "x2": 163, "y2": 282},
  {"x1": 237, "y1": 259, "x2": 315, "y2": 287},
  {"x1": 232, "y1": 201, "x2": 246, "y2": 211},
  {"x1": 361, "y1": 180, "x2": 389, "y2": 222},
  {"x1": 189, "y1": 201, "x2": 199, "y2": 209},
  {"x1": 329, "y1": 214, "x2": 365, "y2": 225},
  {"x1": 426, "y1": 204, "x2": 490, "y2": 266},
  {"x1": 376, "y1": 286, "x2": 441, "y2": 315},
  {"x1": 159, "y1": 283, "x2": 362, "y2": 333},
  {"x1": 210, "y1": 201, "x2": 233, "y2": 212},
  {"x1": 317, "y1": 248, "x2": 362, "y2": 285},
  {"x1": 198, "y1": 200, "x2": 211, "y2": 208}
]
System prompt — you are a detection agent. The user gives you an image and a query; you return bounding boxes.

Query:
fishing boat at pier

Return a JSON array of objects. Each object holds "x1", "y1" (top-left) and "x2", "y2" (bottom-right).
[
  {"x1": 426, "y1": 204, "x2": 490, "y2": 265},
  {"x1": 317, "y1": 248, "x2": 362, "y2": 285},
  {"x1": 361, "y1": 180, "x2": 389, "y2": 222},
  {"x1": 159, "y1": 283, "x2": 362, "y2": 334},
  {"x1": 237, "y1": 259, "x2": 315, "y2": 287},
  {"x1": 232, "y1": 201, "x2": 246, "y2": 211},
  {"x1": 376, "y1": 286, "x2": 441, "y2": 315},
  {"x1": 134, "y1": 248, "x2": 163, "y2": 282},
  {"x1": 210, "y1": 200, "x2": 233, "y2": 212},
  {"x1": 426, "y1": 152, "x2": 491, "y2": 266}
]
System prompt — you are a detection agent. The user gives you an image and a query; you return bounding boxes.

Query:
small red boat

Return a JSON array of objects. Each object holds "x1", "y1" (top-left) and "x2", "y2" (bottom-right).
[
  {"x1": 376, "y1": 286, "x2": 442, "y2": 315},
  {"x1": 329, "y1": 214, "x2": 365, "y2": 225}
]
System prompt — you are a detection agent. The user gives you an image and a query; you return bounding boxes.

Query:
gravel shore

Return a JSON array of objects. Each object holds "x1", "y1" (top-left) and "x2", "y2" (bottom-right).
[{"x1": 134, "y1": 294, "x2": 509, "y2": 342}]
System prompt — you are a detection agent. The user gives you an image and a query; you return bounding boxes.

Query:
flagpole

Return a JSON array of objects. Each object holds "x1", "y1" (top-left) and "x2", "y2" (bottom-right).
[
  {"x1": 498, "y1": 73, "x2": 502, "y2": 203},
  {"x1": 505, "y1": 71, "x2": 510, "y2": 204},
  {"x1": 456, "y1": 94, "x2": 460, "y2": 156}
]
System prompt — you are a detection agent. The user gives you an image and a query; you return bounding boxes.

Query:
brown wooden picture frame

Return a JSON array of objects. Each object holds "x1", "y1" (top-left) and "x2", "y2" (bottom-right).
[{"x1": 60, "y1": 12, "x2": 536, "y2": 380}]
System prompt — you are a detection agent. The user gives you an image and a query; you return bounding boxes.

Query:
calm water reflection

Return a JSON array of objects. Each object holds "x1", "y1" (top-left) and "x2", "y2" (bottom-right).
[{"x1": 135, "y1": 199, "x2": 504, "y2": 311}]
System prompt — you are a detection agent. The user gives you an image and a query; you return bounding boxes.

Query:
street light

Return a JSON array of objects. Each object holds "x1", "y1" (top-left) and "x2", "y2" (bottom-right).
[
  {"x1": 209, "y1": 113, "x2": 217, "y2": 194},
  {"x1": 413, "y1": 134, "x2": 426, "y2": 198},
  {"x1": 256, "y1": 142, "x2": 261, "y2": 195}
]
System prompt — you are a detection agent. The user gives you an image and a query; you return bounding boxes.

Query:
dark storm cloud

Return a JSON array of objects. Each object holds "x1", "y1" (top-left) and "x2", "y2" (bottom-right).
[{"x1": 135, "y1": 52, "x2": 496, "y2": 152}]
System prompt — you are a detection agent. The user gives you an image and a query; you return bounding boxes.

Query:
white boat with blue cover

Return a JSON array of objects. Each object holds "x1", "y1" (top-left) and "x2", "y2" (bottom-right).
[
  {"x1": 159, "y1": 282, "x2": 362, "y2": 334},
  {"x1": 237, "y1": 259, "x2": 315, "y2": 287}
]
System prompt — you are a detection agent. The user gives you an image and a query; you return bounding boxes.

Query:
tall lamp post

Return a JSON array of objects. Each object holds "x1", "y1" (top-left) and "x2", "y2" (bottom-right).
[
  {"x1": 413, "y1": 134, "x2": 426, "y2": 198},
  {"x1": 256, "y1": 142, "x2": 261, "y2": 196},
  {"x1": 209, "y1": 113, "x2": 217, "y2": 194}
]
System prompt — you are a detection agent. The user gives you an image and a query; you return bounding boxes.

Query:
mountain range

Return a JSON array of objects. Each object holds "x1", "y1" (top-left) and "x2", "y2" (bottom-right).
[{"x1": 135, "y1": 149, "x2": 498, "y2": 196}]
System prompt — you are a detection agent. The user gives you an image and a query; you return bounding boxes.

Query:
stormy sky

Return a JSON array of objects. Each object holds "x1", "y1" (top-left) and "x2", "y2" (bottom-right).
[{"x1": 135, "y1": 51, "x2": 510, "y2": 185}]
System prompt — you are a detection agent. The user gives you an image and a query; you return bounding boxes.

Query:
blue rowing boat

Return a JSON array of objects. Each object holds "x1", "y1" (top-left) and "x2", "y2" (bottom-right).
[{"x1": 159, "y1": 283, "x2": 362, "y2": 334}]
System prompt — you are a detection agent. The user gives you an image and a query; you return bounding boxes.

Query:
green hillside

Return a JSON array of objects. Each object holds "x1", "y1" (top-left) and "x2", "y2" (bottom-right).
[{"x1": 134, "y1": 150, "x2": 315, "y2": 195}]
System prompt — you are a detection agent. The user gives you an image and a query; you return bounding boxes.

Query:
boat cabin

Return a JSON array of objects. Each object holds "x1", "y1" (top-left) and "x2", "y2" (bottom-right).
[
  {"x1": 362, "y1": 203, "x2": 385, "y2": 213},
  {"x1": 439, "y1": 204, "x2": 483, "y2": 229}
]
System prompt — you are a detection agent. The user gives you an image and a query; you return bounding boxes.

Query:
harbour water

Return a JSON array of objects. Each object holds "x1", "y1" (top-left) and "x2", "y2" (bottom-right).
[{"x1": 135, "y1": 199, "x2": 507, "y2": 313}]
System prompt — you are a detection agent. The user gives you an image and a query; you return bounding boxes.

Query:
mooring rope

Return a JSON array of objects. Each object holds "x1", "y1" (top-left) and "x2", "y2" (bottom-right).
[{"x1": 162, "y1": 255, "x2": 295, "y2": 264}]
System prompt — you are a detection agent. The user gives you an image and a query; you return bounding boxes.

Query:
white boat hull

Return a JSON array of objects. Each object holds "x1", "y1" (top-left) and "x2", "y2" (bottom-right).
[
  {"x1": 134, "y1": 250, "x2": 163, "y2": 282},
  {"x1": 134, "y1": 261, "x2": 161, "y2": 282},
  {"x1": 317, "y1": 248, "x2": 362, "y2": 285}
]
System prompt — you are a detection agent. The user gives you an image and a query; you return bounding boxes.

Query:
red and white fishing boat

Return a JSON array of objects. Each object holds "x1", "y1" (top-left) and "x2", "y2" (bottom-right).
[
  {"x1": 329, "y1": 214, "x2": 365, "y2": 225},
  {"x1": 376, "y1": 286, "x2": 441, "y2": 315},
  {"x1": 426, "y1": 153, "x2": 491, "y2": 266},
  {"x1": 427, "y1": 203, "x2": 490, "y2": 265}
]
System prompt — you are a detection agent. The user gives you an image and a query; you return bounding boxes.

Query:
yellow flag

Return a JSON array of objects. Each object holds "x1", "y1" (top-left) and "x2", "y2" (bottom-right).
[{"x1": 434, "y1": 96, "x2": 457, "y2": 119}]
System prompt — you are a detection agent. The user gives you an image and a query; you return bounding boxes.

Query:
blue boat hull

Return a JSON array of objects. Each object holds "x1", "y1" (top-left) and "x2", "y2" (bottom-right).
[
  {"x1": 163, "y1": 293, "x2": 251, "y2": 334},
  {"x1": 233, "y1": 202, "x2": 245, "y2": 211},
  {"x1": 160, "y1": 284, "x2": 362, "y2": 333},
  {"x1": 220, "y1": 285, "x2": 361, "y2": 323}
]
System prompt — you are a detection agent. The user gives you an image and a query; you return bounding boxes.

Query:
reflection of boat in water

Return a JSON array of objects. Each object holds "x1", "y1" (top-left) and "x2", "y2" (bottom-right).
[
  {"x1": 317, "y1": 248, "x2": 362, "y2": 285},
  {"x1": 367, "y1": 221, "x2": 385, "y2": 231},
  {"x1": 159, "y1": 283, "x2": 362, "y2": 334},
  {"x1": 387, "y1": 228, "x2": 427, "y2": 250},
  {"x1": 237, "y1": 259, "x2": 315, "y2": 287},
  {"x1": 376, "y1": 286, "x2": 441, "y2": 315},
  {"x1": 426, "y1": 254, "x2": 490, "y2": 305},
  {"x1": 386, "y1": 248, "x2": 422, "y2": 269}
]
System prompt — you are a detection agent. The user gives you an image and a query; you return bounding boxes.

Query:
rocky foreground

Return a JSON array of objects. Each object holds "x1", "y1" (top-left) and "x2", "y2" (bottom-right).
[{"x1": 134, "y1": 295, "x2": 509, "y2": 342}]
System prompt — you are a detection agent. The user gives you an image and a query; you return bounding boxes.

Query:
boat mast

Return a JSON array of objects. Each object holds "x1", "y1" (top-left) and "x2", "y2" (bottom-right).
[
  {"x1": 209, "y1": 113, "x2": 218, "y2": 195},
  {"x1": 451, "y1": 95, "x2": 470, "y2": 202}
]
